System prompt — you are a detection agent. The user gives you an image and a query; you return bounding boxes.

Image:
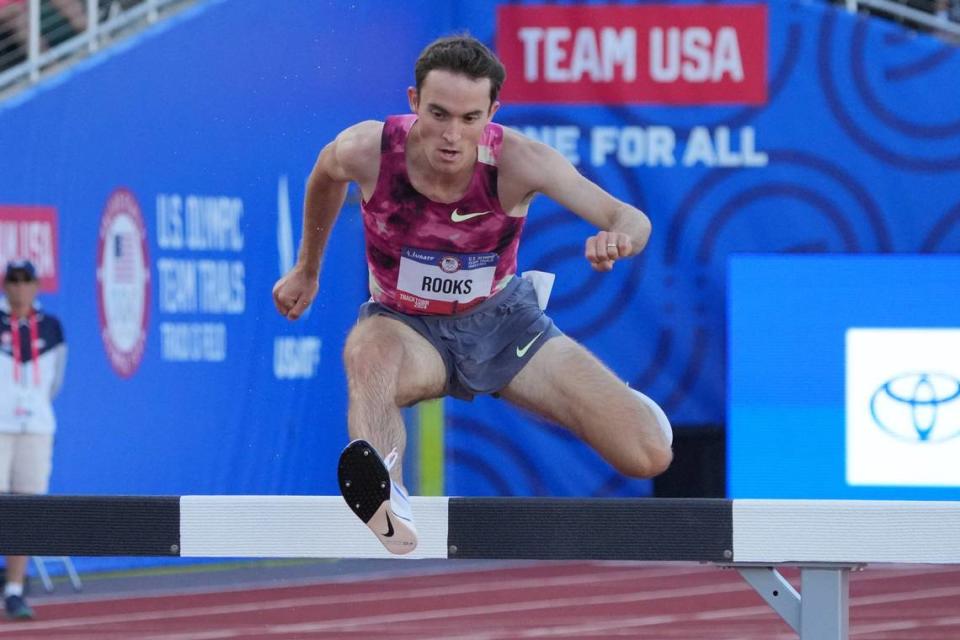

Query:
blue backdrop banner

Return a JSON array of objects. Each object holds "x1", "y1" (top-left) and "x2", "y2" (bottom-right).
[{"x1": 0, "y1": 2, "x2": 958, "y2": 564}]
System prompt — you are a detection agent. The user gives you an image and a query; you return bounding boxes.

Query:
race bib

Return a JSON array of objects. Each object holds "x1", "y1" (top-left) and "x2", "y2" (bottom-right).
[{"x1": 396, "y1": 247, "x2": 498, "y2": 314}]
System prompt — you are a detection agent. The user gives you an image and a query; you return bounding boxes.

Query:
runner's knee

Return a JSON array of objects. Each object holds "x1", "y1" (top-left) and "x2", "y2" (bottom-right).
[
  {"x1": 343, "y1": 328, "x2": 404, "y2": 387},
  {"x1": 573, "y1": 409, "x2": 673, "y2": 478},
  {"x1": 606, "y1": 392, "x2": 674, "y2": 478},
  {"x1": 639, "y1": 442, "x2": 673, "y2": 478},
  {"x1": 610, "y1": 438, "x2": 672, "y2": 479}
]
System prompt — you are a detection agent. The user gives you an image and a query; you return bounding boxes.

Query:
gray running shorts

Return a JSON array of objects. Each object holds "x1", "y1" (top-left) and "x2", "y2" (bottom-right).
[{"x1": 358, "y1": 276, "x2": 562, "y2": 401}]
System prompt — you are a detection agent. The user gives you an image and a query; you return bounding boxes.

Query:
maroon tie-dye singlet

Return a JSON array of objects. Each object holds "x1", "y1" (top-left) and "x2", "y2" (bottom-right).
[{"x1": 361, "y1": 115, "x2": 524, "y2": 315}]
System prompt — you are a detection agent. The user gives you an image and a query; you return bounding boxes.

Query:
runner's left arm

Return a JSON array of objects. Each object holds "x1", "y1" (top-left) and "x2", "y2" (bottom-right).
[{"x1": 504, "y1": 132, "x2": 651, "y2": 273}]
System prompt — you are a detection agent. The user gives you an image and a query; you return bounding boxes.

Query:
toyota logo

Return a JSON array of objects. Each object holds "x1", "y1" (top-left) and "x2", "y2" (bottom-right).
[{"x1": 870, "y1": 372, "x2": 960, "y2": 443}]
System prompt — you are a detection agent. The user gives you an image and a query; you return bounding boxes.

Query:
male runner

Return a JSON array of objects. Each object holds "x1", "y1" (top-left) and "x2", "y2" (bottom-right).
[{"x1": 273, "y1": 35, "x2": 673, "y2": 554}]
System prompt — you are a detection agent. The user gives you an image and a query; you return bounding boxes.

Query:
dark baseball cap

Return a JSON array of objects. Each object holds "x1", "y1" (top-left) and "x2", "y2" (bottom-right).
[{"x1": 4, "y1": 260, "x2": 38, "y2": 282}]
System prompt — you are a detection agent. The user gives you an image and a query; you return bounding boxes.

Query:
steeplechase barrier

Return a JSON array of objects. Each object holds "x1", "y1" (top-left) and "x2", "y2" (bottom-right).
[{"x1": 2, "y1": 496, "x2": 958, "y2": 639}]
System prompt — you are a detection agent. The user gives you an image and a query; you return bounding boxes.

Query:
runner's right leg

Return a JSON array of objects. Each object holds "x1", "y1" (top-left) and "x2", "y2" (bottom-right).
[{"x1": 340, "y1": 315, "x2": 446, "y2": 553}]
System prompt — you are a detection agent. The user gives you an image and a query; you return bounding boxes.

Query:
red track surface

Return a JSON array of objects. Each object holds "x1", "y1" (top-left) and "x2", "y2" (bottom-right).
[{"x1": 2, "y1": 562, "x2": 959, "y2": 639}]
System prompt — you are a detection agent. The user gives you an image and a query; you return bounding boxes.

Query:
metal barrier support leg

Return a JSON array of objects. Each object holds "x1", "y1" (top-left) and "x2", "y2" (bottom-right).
[
  {"x1": 63, "y1": 556, "x2": 82, "y2": 591},
  {"x1": 734, "y1": 564, "x2": 854, "y2": 640},
  {"x1": 31, "y1": 557, "x2": 82, "y2": 593},
  {"x1": 31, "y1": 556, "x2": 53, "y2": 592},
  {"x1": 799, "y1": 567, "x2": 849, "y2": 639},
  {"x1": 737, "y1": 567, "x2": 800, "y2": 634}
]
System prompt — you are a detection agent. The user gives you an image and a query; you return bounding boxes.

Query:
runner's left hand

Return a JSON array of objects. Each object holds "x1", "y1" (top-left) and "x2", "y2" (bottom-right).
[{"x1": 585, "y1": 231, "x2": 632, "y2": 272}]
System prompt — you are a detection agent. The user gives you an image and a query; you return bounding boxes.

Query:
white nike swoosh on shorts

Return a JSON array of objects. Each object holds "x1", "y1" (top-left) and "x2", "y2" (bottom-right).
[{"x1": 516, "y1": 331, "x2": 545, "y2": 358}]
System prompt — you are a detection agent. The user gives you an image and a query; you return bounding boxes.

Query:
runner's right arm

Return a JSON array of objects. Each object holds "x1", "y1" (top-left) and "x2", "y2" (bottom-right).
[{"x1": 272, "y1": 121, "x2": 382, "y2": 320}]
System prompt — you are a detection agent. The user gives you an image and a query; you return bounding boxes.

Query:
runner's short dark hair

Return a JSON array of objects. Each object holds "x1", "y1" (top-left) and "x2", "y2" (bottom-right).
[{"x1": 414, "y1": 35, "x2": 506, "y2": 105}]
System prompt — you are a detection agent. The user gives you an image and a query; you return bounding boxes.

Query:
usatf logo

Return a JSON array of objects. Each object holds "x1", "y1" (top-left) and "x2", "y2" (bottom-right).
[
  {"x1": 96, "y1": 188, "x2": 151, "y2": 378},
  {"x1": 870, "y1": 373, "x2": 960, "y2": 443},
  {"x1": 846, "y1": 328, "x2": 960, "y2": 488},
  {"x1": 272, "y1": 174, "x2": 321, "y2": 380}
]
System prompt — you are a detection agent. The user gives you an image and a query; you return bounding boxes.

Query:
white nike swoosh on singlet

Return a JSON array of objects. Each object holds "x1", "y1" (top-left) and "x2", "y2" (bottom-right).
[{"x1": 450, "y1": 209, "x2": 492, "y2": 222}]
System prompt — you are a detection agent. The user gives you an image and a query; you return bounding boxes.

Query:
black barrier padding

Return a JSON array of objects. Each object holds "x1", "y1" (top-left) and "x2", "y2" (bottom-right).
[
  {"x1": 0, "y1": 496, "x2": 180, "y2": 556},
  {"x1": 448, "y1": 498, "x2": 733, "y2": 562}
]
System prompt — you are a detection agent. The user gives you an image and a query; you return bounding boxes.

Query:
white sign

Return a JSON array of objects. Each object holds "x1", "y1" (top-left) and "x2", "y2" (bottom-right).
[{"x1": 846, "y1": 328, "x2": 960, "y2": 487}]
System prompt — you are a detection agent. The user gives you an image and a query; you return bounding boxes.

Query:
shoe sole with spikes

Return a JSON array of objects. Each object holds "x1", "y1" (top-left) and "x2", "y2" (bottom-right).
[{"x1": 337, "y1": 439, "x2": 417, "y2": 554}]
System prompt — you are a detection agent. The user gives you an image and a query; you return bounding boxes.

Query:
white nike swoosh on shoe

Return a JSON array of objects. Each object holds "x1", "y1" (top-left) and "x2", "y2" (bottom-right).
[
  {"x1": 369, "y1": 502, "x2": 418, "y2": 554},
  {"x1": 450, "y1": 208, "x2": 491, "y2": 222},
  {"x1": 516, "y1": 331, "x2": 545, "y2": 358}
]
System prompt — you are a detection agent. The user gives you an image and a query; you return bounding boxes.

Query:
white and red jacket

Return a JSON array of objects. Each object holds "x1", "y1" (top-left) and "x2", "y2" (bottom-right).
[{"x1": 0, "y1": 297, "x2": 66, "y2": 435}]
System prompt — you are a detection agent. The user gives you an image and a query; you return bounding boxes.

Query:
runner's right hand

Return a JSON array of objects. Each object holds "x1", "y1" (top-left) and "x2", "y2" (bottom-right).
[{"x1": 272, "y1": 266, "x2": 319, "y2": 320}]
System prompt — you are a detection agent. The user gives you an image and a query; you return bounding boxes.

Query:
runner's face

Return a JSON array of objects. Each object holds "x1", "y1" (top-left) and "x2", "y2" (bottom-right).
[{"x1": 409, "y1": 70, "x2": 500, "y2": 175}]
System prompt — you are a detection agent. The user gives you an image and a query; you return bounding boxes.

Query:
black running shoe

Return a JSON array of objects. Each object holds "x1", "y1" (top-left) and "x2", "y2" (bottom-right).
[
  {"x1": 4, "y1": 595, "x2": 34, "y2": 620},
  {"x1": 337, "y1": 439, "x2": 418, "y2": 554}
]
